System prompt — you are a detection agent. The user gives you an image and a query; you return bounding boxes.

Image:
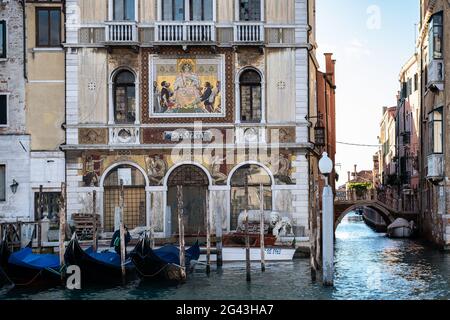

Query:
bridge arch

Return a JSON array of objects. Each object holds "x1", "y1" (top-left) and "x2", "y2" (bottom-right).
[{"x1": 335, "y1": 203, "x2": 395, "y2": 231}]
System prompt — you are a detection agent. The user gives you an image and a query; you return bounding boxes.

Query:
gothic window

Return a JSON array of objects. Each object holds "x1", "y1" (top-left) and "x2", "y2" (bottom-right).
[
  {"x1": 36, "y1": 8, "x2": 61, "y2": 47},
  {"x1": 113, "y1": 0, "x2": 136, "y2": 21},
  {"x1": 239, "y1": 0, "x2": 261, "y2": 21},
  {"x1": 240, "y1": 69, "x2": 262, "y2": 123},
  {"x1": 113, "y1": 70, "x2": 136, "y2": 124},
  {"x1": 162, "y1": 0, "x2": 185, "y2": 21}
]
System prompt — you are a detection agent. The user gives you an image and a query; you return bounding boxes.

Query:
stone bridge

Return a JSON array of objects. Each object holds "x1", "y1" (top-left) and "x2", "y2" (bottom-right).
[{"x1": 334, "y1": 189, "x2": 419, "y2": 230}]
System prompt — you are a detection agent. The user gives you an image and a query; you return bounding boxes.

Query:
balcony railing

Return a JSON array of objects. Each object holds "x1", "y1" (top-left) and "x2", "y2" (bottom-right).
[
  {"x1": 155, "y1": 22, "x2": 216, "y2": 42},
  {"x1": 234, "y1": 23, "x2": 265, "y2": 42},
  {"x1": 105, "y1": 21, "x2": 138, "y2": 43}
]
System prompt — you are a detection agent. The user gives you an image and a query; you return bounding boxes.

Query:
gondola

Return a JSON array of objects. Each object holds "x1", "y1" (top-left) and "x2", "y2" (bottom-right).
[
  {"x1": 130, "y1": 237, "x2": 200, "y2": 282},
  {"x1": 0, "y1": 240, "x2": 62, "y2": 287},
  {"x1": 64, "y1": 236, "x2": 135, "y2": 285}
]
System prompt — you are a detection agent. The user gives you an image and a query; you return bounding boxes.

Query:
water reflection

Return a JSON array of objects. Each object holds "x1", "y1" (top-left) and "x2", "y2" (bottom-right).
[{"x1": 1, "y1": 212, "x2": 450, "y2": 300}]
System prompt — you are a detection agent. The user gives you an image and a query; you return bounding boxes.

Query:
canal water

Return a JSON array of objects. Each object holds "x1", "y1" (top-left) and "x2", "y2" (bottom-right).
[{"x1": 1, "y1": 212, "x2": 450, "y2": 300}]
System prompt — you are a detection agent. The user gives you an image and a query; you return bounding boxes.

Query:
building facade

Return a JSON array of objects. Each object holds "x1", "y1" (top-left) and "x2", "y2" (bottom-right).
[
  {"x1": 396, "y1": 55, "x2": 420, "y2": 213},
  {"x1": 62, "y1": 0, "x2": 318, "y2": 244},
  {"x1": 0, "y1": 1, "x2": 30, "y2": 221},
  {"x1": 25, "y1": 0, "x2": 66, "y2": 224},
  {"x1": 417, "y1": 0, "x2": 450, "y2": 248}
]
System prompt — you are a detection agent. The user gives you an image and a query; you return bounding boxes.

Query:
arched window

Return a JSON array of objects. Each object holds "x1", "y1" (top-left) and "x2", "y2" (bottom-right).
[
  {"x1": 113, "y1": 70, "x2": 136, "y2": 124},
  {"x1": 103, "y1": 165, "x2": 147, "y2": 232},
  {"x1": 230, "y1": 164, "x2": 272, "y2": 231},
  {"x1": 113, "y1": 0, "x2": 135, "y2": 21},
  {"x1": 240, "y1": 69, "x2": 262, "y2": 123},
  {"x1": 239, "y1": 0, "x2": 261, "y2": 21}
]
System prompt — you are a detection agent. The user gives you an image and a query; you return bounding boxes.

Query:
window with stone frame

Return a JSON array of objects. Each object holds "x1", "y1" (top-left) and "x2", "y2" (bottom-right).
[
  {"x1": 0, "y1": 21, "x2": 6, "y2": 58},
  {"x1": 0, "y1": 95, "x2": 7, "y2": 126},
  {"x1": 240, "y1": 69, "x2": 262, "y2": 123},
  {"x1": 113, "y1": 0, "x2": 135, "y2": 21},
  {"x1": 0, "y1": 165, "x2": 5, "y2": 201},
  {"x1": 162, "y1": 0, "x2": 185, "y2": 21},
  {"x1": 190, "y1": 0, "x2": 213, "y2": 21},
  {"x1": 36, "y1": 7, "x2": 61, "y2": 47},
  {"x1": 428, "y1": 107, "x2": 443, "y2": 155},
  {"x1": 113, "y1": 70, "x2": 136, "y2": 124},
  {"x1": 239, "y1": 0, "x2": 261, "y2": 21},
  {"x1": 428, "y1": 11, "x2": 443, "y2": 60}
]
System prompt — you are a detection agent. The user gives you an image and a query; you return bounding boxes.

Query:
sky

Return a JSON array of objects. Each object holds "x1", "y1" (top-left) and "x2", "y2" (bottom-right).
[{"x1": 316, "y1": 0, "x2": 420, "y2": 185}]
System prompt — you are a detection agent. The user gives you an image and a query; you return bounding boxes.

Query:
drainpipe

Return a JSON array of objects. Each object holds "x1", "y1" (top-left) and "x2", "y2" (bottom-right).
[{"x1": 21, "y1": 0, "x2": 27, "y2": 81}]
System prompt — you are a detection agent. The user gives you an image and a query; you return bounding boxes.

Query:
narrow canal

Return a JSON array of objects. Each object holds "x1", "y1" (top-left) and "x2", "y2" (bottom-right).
[{"x1": 1, "y1": 212, "x2": 450, "y2": 300}]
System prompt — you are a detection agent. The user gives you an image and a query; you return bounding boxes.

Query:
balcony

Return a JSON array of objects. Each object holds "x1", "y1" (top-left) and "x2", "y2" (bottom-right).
[
  {"x1": 427, "y1": 153, "x2": 444, "y2": 181},
  {"x1": 105, "y1": 21, "x2": 138, "y2": 43},
  {"x1": 155, "y1": 22, "x2": 216, "y2": 43},
  {"x1": 234, "y1": 23, "x2": 265, "y2": 43}
]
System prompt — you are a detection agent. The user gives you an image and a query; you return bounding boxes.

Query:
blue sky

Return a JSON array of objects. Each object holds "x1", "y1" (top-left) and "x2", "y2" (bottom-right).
[{"x1": 316, "y1": 0, "x2": 420, "y2": 184}]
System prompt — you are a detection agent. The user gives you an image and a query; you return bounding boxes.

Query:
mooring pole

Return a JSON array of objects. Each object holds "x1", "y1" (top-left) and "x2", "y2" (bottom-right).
[
  {"x1": 244, "y1": 174, "x2": 251, "y2": 282},
  {"x1": 92, "y1": 190, "x2": 98, "y2": 252},
  {"x1": 205, "y1": 189, "x2": 211, "y2": 275},
  {"x1": 322, "y1": 177, "x2": 334, "y2": 286},
  {"x1": 38, "y1": 185, "x2": 43, "y2": 253},
  {"x1": 59, "y1": 183, "x2": 67, "y2": 275},
  {"x1": 119, "y1": 179, "x2": 126, "y2": 284},
  {"x1": 259, "y1": 184, "x2": 266, "y2": 272},
  {"x1": 177, "y1": 186, "x2": 186, "y2": 281}
]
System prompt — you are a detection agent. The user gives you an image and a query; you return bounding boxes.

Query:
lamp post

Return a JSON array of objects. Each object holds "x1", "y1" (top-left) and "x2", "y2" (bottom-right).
[{"x1": 319, "y1": 152, "x2": 334, "y2": 286}]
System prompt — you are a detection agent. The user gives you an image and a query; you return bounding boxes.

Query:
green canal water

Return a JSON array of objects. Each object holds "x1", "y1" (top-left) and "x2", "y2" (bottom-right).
[{"x1": 1, "y1": 213, "x2": 450, "y2": 300}]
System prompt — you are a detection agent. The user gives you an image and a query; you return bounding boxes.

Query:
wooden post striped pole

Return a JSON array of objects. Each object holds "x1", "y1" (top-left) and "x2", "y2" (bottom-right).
[
  {"x1": 259, "y1": 184, "x2": 266, "y2": 272},
  {"x1": 92, "y1": 190, "x2": 98, "y2": 252},
  {"x1": 206, "y1": 189, "x2": 211, "y2": 275},
  {"x1": 244, "y1": 174, "x2": 251, "y2": 282},
  {"x1": 59, "y1": 183, "x2": 67, "y2": 273},
  {"x1": 119, "y1": 179, "x2": 126, "y2": 284},
  {"x1": 177, "y1": 186, "x2": 186, "y2": 281}
]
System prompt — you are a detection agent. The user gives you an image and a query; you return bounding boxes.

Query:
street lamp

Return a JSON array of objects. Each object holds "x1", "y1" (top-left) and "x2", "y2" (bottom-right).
[
  {"x1": 10, "y1": 179, "x2": 19, "y2": 194},
  {"x1": 319, "y1": 152, "x2": 334, "y2": 286}
]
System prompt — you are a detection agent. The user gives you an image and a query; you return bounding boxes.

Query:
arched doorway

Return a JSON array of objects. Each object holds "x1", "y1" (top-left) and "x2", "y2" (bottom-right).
[
  {"x1": 167, "y1": 165, "x2": 209, "y2": 236},
  {"x1": 230, "y1": 164, "x2": 272, "y2": 231},
  {"x1": 103, "y1": 164, "x2": 146, "y2": 232}
]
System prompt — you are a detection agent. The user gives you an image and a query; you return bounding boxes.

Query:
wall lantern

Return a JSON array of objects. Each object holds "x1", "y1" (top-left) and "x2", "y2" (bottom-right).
[
  {"x1": 306, "y1": 113, "x2": 326, "y2": 147},
  {"x1": 10, "y1": 179, "x2": 19, "y2": 194}
]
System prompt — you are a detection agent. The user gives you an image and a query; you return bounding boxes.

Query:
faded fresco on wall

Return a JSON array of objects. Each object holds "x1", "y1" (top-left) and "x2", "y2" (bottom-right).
[{"x1": 149, "y1": 55, "x2": 225, "y2": 117}]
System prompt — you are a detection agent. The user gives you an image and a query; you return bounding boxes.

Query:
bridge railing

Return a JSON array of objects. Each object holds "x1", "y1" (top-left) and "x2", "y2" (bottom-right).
[{"x1": 335, "y1": 189, "x2": 378, "y2": 202}]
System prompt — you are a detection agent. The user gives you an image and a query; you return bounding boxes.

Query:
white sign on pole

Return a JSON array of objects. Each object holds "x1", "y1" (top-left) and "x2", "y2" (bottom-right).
[{"x1": 118, "y1": 168, "x2": 132, "y2": 186}]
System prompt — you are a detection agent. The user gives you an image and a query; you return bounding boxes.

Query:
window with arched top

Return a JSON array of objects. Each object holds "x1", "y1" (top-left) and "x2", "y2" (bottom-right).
[
  {"x1": 239, "y1": 0, "x2": 261, "y2": 21},
  {"x1": 240, "y1": 69, "x2": 262, "y2": 123},
  {"x1": 113, "y1": 70, "x2": 136, "y2": 124},
  {"x1": 230, "y1": 164, "x2": 272, "y2": 231}
]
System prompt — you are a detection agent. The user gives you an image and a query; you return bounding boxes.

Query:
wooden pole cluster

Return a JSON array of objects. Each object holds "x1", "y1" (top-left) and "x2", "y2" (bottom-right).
[
  {"x1": 119, "y1": 180, "x2": 126, "y2": 284},
  {"x1": 259, "y1": 184, "x2": 266, "y2": 272},
  {"x1": 37, "y1": 185, "x2": 43, "y2": 253},
  {"x1": 244, "y1": 174, "x2": 251, "y2": 282},
  {"x1": 92, "y1": 190, "x2": 98, "y2": 252},
  {"x1": 59, "y1": 183, "x2": 67, "y2": 272},
  {"x1": 177, "y1": 186, "x2": 186, "y2": 280},
  {"x1": 205, "y1": 189, "x2": 211, "y2": 275}
]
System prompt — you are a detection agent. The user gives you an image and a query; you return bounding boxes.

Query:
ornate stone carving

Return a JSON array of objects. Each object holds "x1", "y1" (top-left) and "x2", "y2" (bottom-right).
[
  {"x1": 145, "y1": 155, "x2": 168, "y2": 186},
  {"x1": 82, "y1": 153, "x2": 105, "y2": 187},
  {"x1": 79, "y1": 128, "x2": 108, "y2": 145},
  {"x1": 209, "y1": 155, "x2": 227, "y2": 185},
  {"x1": 272, "y1": 153, "x2": 294, "y2": 185},
  {"x1": 110, "y1": 127, "x2": 140, "y2": 145}
]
